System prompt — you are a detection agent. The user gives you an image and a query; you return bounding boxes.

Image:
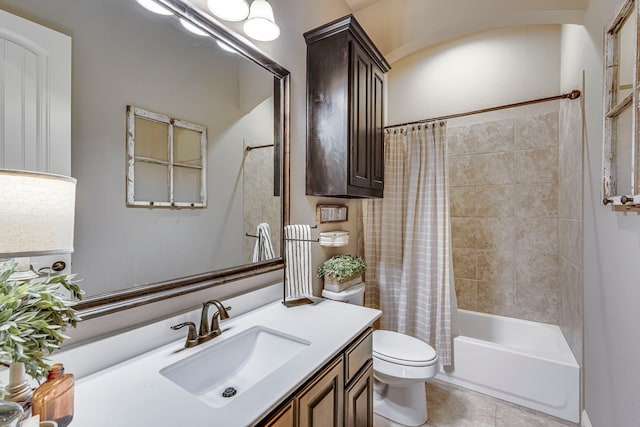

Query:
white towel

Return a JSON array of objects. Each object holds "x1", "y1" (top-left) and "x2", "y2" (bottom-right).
[
  {"x1": 284, "y1": 224, "x2": 313, "y2": 299},
  {"x1": 252, "y1": 223, "x2": 276, "y2": 262}
]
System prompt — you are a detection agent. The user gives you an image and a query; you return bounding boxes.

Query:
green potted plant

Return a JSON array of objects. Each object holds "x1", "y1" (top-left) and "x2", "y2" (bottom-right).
[
  {"x1": 0, "y1": 260, "x2": 82, "y2": 401},
  {"x1": 317, "y1": 255, "x2": 367, "y2": 292}
]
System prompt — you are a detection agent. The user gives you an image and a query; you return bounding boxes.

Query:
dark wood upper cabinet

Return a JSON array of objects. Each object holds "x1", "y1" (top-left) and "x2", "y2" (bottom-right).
[{"x1": 304, "y1": 15, "x2": 390, "y2": 198}]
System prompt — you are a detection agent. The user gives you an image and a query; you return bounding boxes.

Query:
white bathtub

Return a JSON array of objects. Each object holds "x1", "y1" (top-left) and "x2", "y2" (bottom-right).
[{"x1": 436, "y1": 309, "x2": 580, "y2": 423}]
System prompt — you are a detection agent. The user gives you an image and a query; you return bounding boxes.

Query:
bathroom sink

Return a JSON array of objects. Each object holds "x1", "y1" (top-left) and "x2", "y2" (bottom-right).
[{"x1": 160, "y1": 326, "x2": 310, "y2": 408}]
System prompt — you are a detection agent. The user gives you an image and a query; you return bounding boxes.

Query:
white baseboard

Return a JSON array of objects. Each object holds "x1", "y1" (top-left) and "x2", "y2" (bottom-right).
[{"x1": 581, "y1": 410, "x2": 592, "y2": 427}]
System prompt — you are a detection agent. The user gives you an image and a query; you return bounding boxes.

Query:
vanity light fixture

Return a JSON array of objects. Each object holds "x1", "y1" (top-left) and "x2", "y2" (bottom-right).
[
  {"x1": 136, "y1": 0, "x2": 173, "y2": 15},
  {"x1": 207, "y1": 0, "x2": 250, "y2": 22},
  {"x1": 243, "y1": 0, "x2": 280, "y2": 41},
  {"x1": 0, "y1": 169, "x2": 77, "y2": 280},
  {"x1": 180, "y1": 18, "x2": 208, "y2": 36}
]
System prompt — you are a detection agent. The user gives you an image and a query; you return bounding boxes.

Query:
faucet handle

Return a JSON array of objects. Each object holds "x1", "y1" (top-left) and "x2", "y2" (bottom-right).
[
  {"x1": 211, "y1": 306, "x2": 232, "y2": 334},
  {"x1": 171, "y1": 321, "x2": 198, "y2": 348},
  {"x1": 218, "y1": 305, "x2": 232, "y2": 320}
]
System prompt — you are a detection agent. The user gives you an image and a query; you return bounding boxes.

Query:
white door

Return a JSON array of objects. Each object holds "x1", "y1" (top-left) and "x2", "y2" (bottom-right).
[
  {"x1": 0, "y1": 8, "x2": 71, "y2": 174},
  {"x1": 0, "y1": 8, "x2": 72, "y2": 274}
]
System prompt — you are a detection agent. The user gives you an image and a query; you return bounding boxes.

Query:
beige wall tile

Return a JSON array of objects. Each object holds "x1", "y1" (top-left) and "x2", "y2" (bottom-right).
[
  {"x1": 476, "y1": 218, "x2": 516, "y2": 250},
  {"x1": 453, "y1": 247, "x2": 477, "y2": 280},
  {"x1": 475, "y1": 152, "x2": 515, "y2": 185},
  {"x1": 450, "y1": 186, "x2": 476, "y2": 217},
  {"x1": 476, "y1": 185, "x2": 516, "y2": 218},
  {"x1": 515, "y1": 147, "x2": 558, "y2": 184},
  {"x1": 560, "y1": 256, "x2": 584, "y2": 318},
  {"x1": 559, "y1": 303, "x2": 583, "y2": 365},
  {"x1": 514, "y1": 183, "x2": 558, "y2": 217},
  {"x1": 515, "y1": 217, "x2": 558, "y2": 254},
  {"x1": 559, "y1": 99, "x2": 583, "y2": 180},
  {"x1": 477, "y1": 281, "x2": 516, "y2": 317},
  {"x1": 559, "y1": 218, "x2": 582, "y2": 267},
  {"x1": 515, "y1": 285, "x2": 559, "y2": 324},
  {"x1": 558, "y1": 172, "x2": 582, "y2": 221},
  {"x1": 477, "y1": 251, "x2": 515, "y2": 282},
  {"x1": 448, "y1": 125, "x2": 477, "y2": 157},
  {"x1": 515, "y1": 112, "x2": 558, "y2": 150},
  {"x1": 515, "y1": 252, "x2": 558, "y2": 290},
  {"x1": 449, "y1": 155, "x2": 476, "y2": 186},
  {"x1": 455, "y1": 278, "x2": 478, "y2": 310},
  {"x1": 451, "y1": 217, "x2": 478, "y2": 249},
  {"x1": 446, "y1": 112, "x2": 577, "y2": 326},
  {"x1": 472, "y1": 119, "x2": 515, "y2": 154}
]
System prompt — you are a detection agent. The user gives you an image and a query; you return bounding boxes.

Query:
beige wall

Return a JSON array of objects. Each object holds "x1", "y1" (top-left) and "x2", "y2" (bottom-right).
[
  {"x1": 388, "y1": 25, "x2": 562, "y2": 126},
  {"x1": 449, "y1": 113, "x2": 562, "y2": 324}
]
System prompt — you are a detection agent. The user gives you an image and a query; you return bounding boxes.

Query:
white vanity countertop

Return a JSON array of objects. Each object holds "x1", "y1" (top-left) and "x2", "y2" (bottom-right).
[{"x1": 73, "y1": 299, "x2": 381, "y2": 427}]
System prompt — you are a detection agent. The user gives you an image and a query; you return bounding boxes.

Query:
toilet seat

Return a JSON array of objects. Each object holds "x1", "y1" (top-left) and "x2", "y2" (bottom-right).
[{"x1": 373, "y1": 330, "x2": 437, "y2": 367}]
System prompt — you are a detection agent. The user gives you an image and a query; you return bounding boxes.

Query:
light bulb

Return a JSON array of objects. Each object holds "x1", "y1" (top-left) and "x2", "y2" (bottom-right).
[
  {"x1": 243, "y1": 0, "x2": 280, "y2": 42},
  {"x1": 180, "y1": 18, "x2": 208, "y2": 36},
  {"x1": 207, "y1": 0, "x2": 250, "y2": 22},
  {"x1": 136, "y1": 0, "x2": 172, "y2": 15}
]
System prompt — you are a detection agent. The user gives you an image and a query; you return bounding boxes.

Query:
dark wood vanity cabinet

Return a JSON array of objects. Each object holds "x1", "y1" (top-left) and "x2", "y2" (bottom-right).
[
  {"x1": 304, "y1": 15, "x2": 390, "y2": 198},
  {"x1": 259, "y1": 328, "x2": 374, "y2": 427}
]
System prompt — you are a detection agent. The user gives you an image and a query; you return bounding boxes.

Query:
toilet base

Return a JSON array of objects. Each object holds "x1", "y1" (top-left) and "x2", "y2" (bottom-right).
[{"x1": 373, "y1": 379, "x2": 428, "y2": 426}]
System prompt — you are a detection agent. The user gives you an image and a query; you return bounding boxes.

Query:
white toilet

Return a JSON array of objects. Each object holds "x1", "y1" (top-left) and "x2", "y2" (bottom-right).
[{"x1": 322, "y1": 283, "x2": 439, "y2": 426}]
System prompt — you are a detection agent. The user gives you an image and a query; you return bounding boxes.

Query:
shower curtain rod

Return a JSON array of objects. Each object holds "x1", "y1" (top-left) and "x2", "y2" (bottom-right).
[{"x1": 384, "y1": 89, "x2": 581, "y2": 130}]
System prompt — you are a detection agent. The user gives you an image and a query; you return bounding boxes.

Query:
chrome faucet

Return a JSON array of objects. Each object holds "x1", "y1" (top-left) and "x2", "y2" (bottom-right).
[{"x1": 171, "y1": 299, "x2": 232, "y2": 348}]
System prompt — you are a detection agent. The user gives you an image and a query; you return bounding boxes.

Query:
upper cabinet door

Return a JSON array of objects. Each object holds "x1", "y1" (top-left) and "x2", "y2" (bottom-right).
[
  {"x1": 370, "y1": 64, "x2": 385, "y2": 191},
  {"x1": 349, "y1": 40, "x2": 371, "y2": 190},
  {"x1": 0, "y1": 8, "x2": 71, "y2": 175}
]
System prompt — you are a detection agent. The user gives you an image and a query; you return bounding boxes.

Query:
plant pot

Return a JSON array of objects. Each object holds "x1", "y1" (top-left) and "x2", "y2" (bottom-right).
[
  {"x1": 5, "y1": 362, "x2": 31, "y2": 403},
  {"x1": 323, "y1": 274, "x2": 363, "y2": 293}
]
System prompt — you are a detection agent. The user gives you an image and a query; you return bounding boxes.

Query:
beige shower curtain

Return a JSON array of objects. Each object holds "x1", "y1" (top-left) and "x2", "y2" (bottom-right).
[{"x1": 364, "y1": 122, "x2": 455, "y2": 366}]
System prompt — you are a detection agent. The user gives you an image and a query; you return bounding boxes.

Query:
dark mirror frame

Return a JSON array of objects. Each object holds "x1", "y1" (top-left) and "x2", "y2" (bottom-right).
[{"x1": 74, "y1": 0, "x2": 290, "y2": 320}]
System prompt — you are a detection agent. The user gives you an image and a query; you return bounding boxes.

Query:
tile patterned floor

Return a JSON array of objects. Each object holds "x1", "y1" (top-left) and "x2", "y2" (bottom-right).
[{"x1": 374, "y1": 380, "x2": 577, "y2": 427}]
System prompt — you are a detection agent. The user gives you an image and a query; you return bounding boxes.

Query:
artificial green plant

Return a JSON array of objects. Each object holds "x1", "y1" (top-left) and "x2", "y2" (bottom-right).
[
  {"x1": 317, "y1": 255, "x2": 367, "y2": 282},
  {"x1": 0, "y1": 260, "x2": 83, "y2": 384}
]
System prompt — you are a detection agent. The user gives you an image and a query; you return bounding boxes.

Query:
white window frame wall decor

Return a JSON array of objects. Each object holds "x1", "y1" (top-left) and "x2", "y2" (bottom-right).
[
  {"x1": 126, "y1": 105, "x2": 207, "y2": 208},
  {"x1": 603, "y1": 0, "x2": 640, "y2": 207}
]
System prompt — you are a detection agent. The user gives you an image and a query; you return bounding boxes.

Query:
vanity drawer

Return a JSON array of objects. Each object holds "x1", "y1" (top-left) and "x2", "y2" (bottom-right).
[{"x1": 344, "y1": 328, "x2": 373, "y2": 384}]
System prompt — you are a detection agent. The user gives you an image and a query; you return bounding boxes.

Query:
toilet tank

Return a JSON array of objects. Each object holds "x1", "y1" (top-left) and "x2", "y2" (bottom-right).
[{"x1": 321, "y1": 283, "x2": 365, "y2": 306}]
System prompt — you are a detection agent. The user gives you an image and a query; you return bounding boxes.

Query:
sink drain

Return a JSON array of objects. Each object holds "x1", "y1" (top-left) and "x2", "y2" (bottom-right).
[{"x1": 222, "y1": 387, "x2": 237, "y2": 398}]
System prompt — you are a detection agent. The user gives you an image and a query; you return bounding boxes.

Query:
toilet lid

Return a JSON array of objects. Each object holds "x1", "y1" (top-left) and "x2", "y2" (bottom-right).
[{"x1": 373, "y1": 330, "x2": 437, "y2": 366}]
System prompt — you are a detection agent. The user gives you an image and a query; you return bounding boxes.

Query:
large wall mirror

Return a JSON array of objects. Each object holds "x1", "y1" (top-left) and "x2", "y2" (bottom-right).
[{"x1": 2, "y1": 0, "x2": 289, "y2": 318}]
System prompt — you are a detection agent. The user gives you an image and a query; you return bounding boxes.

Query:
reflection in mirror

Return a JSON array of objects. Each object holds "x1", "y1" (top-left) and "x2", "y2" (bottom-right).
[
  {"x1": 126, "y1": 105, "x2": 208, "y2": 208},
  {"x1": 603, "y1": 0, "x2": 640, "y2": 205},
  {"x1": 1, "y1": 0, "x2": 288, "y2": 311}
]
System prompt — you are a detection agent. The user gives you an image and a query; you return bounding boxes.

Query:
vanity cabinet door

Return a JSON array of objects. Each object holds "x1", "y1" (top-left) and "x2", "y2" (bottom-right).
[
  {"x1": 297, "y1": 357, "x2": 344, "y2": 427},
  {"x1": 344, "y1": 362, "x2": 374, "y2": 427},
  {"x1": 262, "y1": 400, "x2": 295, "y2": 427}
]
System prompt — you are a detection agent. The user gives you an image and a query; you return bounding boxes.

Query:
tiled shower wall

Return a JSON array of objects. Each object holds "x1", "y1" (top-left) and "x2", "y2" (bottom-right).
[
  {"x1": 242, "y1": 139, "x2": 281, "y2": 263},
  {"x1": 449, "y1": 113, "x2": 560, "y2": 324},
  {"x1": 558, "y1": 99, "x2": 584, "y2": 365}
]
